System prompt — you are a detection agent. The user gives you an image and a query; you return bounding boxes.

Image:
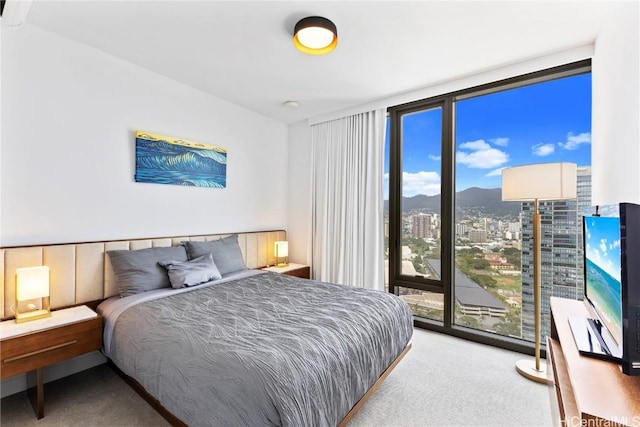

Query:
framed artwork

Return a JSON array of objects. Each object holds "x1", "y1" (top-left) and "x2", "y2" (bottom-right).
[{"x1": 134, "y1": 130, "x2": 227, "y2": 188}]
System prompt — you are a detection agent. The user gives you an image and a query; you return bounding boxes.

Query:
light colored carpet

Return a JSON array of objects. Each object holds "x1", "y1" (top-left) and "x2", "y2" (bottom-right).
[
  {"x1": 1, "y1": 328, "x2": 551, "y2": 426},
  {"x1": 348, "y1": 328, "x2": 551, "y2": 426},
  {"x1": 0, "y1": 362, "x2": 169, "y2": 427}
]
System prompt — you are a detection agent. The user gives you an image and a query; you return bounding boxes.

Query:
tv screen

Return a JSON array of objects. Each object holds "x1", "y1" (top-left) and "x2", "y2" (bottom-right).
[
  {"x1": 583, "y1": 215, "x2": 623, "y2": 349},
  {"x1": 571, "y1": 202, "x2": 640, "y2": 374}
]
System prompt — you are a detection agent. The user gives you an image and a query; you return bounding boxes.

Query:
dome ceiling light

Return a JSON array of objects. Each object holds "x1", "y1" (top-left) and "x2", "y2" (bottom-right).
[{"x1": 293, "y1": 16, "x2": 338, "y2": 55}]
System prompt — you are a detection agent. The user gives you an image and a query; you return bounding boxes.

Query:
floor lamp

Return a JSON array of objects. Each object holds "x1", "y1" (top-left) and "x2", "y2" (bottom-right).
[{"x1": 502, "y1": 162, "x2": 577, "y2": 383}]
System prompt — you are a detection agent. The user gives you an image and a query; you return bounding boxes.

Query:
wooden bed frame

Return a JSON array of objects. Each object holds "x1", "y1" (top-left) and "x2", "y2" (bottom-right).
[
  {"x1": 0, "y1": 230, "x2": 412, "y2": 425},
  {"x1": 109, "y1": 343, "x2": 412, "y2": 427},
  {"x1": 338, "y1": 343, "x2": 411, "y2": 427}
]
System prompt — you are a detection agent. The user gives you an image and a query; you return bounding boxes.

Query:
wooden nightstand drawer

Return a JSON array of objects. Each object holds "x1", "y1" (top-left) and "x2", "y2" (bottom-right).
[
  {"x1": 1, "y1": 315, "x2": 102, "y2": 379},
  {"x1": 262, "y1": 263, "x2": 311, "y2": 279},
  {"x1": 283, "y1": 266, "x2": 310, "y2": 279}
]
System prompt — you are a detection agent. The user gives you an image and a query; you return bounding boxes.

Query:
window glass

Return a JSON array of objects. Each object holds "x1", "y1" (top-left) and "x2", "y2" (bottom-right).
[
  {"x1": 386, "y1": 62, "x2": 591, "y2": 348},
  {"x1": 453, "y1": 73, "x2": 592, "y2": 341}
]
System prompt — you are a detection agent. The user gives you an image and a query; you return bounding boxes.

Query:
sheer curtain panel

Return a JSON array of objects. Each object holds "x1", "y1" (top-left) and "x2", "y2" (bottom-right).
[{"x1": 311, "y1": 109, "x2": 386, "y2": 291}]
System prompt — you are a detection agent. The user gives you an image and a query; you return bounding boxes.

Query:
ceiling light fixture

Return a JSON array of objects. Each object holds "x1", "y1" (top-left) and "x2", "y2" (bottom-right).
[
  {"x1": 284, "y1": 100, "x2": 300, "y2": 108},
  {"x1": 293, "y1": 16, "x2": 338, "y2": 55}
]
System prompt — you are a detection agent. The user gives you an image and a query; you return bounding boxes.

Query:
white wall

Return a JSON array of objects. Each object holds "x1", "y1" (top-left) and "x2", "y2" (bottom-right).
[
  {"x1": 1, "y1": 24, "x2": 288, "y2": 246},
  {"x1": 287, "y1": 121, "x2": 312, "y2": 265},
  {"x1": 592, "y1": 0, "x2": 640, "y2": 205},
  {"x1": 1, "y1": 23, "x2": 288, "y2": 398}
]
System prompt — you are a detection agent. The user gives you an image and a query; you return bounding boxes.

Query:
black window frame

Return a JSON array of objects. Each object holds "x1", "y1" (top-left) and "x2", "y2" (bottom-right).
[{"x1": 387, "y1": 59, "x2": 592, "y2": 354}]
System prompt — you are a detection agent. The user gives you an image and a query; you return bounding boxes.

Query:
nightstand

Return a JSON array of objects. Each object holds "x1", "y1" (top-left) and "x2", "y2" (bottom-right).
[
  {"x1": 262, "y1": 263, "x2": 311, "y2": 279},
  {"x1": 0, "y1": 305, "x2": 102, "y2": 419}
]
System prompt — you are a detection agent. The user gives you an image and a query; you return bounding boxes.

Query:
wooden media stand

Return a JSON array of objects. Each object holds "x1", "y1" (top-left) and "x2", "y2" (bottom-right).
[{"x1": 547, "y1": 297, "x2": 640, "y2": 426}]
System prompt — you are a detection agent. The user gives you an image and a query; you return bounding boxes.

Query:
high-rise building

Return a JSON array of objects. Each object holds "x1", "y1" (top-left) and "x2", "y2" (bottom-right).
[
  {"x1": 412, "y1": 214, "x2": 432, "y2": 239},
  {"x1": 520, "y1": 166, "x2": 591, "y2": 342},
  {"x1": 468, "y1": 229, "x2": 487, "y2": 243},
  {"x1": 456, "y1": 223, "x2": 469, "y2": 237}
]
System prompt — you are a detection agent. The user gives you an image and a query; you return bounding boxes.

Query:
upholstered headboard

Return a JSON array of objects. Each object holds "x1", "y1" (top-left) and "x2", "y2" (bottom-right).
[{"x1": 0, "y1": 230, "x2": 285, "y2": 320}]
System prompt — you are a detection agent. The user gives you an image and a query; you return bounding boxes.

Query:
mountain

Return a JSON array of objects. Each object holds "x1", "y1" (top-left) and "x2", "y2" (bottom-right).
[{"x1": 384, "y1": 187, "x2": 521, "y2": 217}]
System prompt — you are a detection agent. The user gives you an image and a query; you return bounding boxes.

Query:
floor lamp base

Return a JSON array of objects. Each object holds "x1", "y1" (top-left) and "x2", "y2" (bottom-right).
[{"x1": 515, "y1": 359, "x2": 549, "y2": 384}]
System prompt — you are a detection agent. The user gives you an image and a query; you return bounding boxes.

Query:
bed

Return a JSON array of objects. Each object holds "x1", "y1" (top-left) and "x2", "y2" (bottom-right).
[{"x1": 0, "y1": 231, "x2": 413, "y2": 427}]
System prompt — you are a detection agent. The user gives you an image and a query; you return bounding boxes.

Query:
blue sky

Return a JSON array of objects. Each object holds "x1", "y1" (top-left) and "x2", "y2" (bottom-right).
[
  {"x1": 384, "y1": 72, "x2": 592, "y2": 197},
  {"x1": 584, "y1": 216, "x2": 621, "y2": 282}
]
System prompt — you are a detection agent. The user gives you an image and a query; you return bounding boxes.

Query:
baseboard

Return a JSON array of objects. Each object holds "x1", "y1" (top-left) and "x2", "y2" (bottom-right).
[{"x1": 0, "y1": 350, "x2": 107, "y2": 398}]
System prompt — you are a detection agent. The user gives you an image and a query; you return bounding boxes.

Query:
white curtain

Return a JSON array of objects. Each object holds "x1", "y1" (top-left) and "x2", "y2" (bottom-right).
[{"x1": 311, "y1": 109, "x2": 386, "y2": 290}]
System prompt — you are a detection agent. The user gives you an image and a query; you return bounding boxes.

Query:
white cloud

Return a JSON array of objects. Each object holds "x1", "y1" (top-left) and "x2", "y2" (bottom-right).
[
  {"x1": 532, "y1": 143, "x2": 555, "y2": 156},
  {"x1": 491, "y1": 137, "x2": 510, "y2": 147},
  {"x1": 586, "y1": 242, "x2": 599, "y2": 263},
  {"x1": 599, "y1": 238, "x2": 608, "y2": 255},
  {"x1": 558, "y1": 132, "x2": 591, "y2": 150},
  {"x1": 393, "y1": 171, "x2": 441, "y2": 197},
  {"x1": 428, "y1": 154, "x2": 441, "y2": 161},
  {"x1": 459, "y1": 139, "x2": 491, "y2": 151},
  {"x1": 486, "y1": 167, "x2": 507, "y2": 177},
  {"x1": 456, "y1": 139, "x2": 508, "y2": 169}
]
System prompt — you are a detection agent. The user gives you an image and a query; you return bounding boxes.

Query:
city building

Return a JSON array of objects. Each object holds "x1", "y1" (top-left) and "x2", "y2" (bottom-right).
[
  {"x1": 412, "y1": 214, "x2": 432, "y2": 239},
  {"x1": 456, "y1": 222, "x2": 469, "y2": 237},
  {"x1": 480, "y1": 217, "x2": 490, "y2": 231},
  {"x1": 468, "y1": 229, "x2": 487, "y2": 243},
  {"x1": 504, "y1": 230, "x2": 520, "y2": 241},
  {"x1": 426, "y1": 260, "x2": 507, "y2": 318},
  {"x1": 484, "y1": 253, "x2": 515, "y2": 271}
]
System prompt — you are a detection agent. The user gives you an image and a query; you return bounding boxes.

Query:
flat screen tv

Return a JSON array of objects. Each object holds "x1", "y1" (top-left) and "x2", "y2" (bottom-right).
[{"x1": 568, "y1": 202, "x2": 640, "y2": 375}]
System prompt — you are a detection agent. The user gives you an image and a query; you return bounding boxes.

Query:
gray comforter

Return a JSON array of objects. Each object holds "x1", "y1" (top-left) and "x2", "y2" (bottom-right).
[{"x1": 102, "y1": 271, "x2": 413, "y2": 427}]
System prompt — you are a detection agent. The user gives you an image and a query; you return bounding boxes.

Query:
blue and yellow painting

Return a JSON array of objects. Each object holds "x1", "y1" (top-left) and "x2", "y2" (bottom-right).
[{"x1": 134, "y1": 131, "x2": 227, "y2": 188}]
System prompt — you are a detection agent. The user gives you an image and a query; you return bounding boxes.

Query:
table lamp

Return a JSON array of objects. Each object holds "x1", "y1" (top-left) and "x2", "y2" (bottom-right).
[
  {"x1": 15, "y1": 266, "x2": 51, "y2": 323},
  {"x1": 274, "y1": 241, "x2": 289, "y2": 267}
]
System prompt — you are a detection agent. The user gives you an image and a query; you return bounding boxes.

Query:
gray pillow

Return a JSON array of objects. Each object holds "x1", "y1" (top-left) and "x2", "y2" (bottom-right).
[
  {"x1": 183, "y1": 235, "x2": 247, "y2": 276},
  {"x1": 108, "y1": 246, "x2": 188, "y2": 297},
  {"x1": 158, "y1": 253, "x2": 222, "y2": 288}
]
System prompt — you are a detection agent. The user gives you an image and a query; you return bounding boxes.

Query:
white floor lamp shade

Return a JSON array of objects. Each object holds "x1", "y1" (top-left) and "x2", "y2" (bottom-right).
[
  {"x1": 502, "y1": 163, "x2": 577, "y2": 383},
  {"x1": 502, "y1": 163, "x2": 577, "y2": 201}
]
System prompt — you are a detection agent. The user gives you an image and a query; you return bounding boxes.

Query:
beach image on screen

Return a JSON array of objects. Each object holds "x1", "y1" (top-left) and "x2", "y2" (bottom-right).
[{"x1": 584, "y1": 216, "x2": 622, "y2": 345}]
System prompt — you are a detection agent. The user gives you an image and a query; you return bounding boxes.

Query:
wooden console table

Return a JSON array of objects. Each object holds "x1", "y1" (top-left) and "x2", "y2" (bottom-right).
[{"x1": 548, "y1": 297, "x2": 640, "y2": 426}]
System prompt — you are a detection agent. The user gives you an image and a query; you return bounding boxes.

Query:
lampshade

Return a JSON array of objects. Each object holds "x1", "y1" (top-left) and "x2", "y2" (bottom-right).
[
  {"x1": 274, "y1": 241, "x2": 289, "y2": 258},
  {"x1": 502, "y1": 163, "x2": 577, "y2": 201},
  {"x1": 293, "y1": 16, "x2": 338, "y2": 55},
  {"x1": 15, "y1": 265, "x2": 51, "y2": 323}
]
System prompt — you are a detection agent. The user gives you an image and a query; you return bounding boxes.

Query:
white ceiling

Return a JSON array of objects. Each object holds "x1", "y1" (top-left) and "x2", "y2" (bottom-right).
[{"x1": 22, "y1": 0, "x2": 607, "y2": 124}]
